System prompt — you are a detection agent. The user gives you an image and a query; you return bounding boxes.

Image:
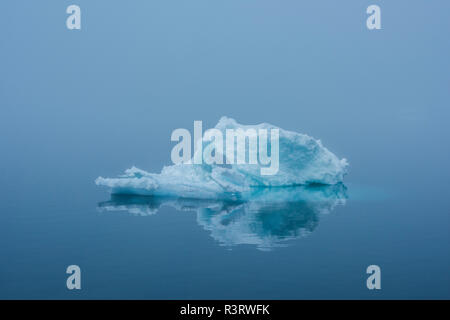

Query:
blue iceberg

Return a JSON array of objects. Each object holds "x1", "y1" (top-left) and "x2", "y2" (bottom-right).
[{"x1": 95, "y1": 117, "x2": 348, "y2": 200}]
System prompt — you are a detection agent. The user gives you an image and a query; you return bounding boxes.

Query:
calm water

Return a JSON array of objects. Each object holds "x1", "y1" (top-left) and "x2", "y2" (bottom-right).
[{"x1": 1, "y1": 1, "x2": 449, "y2": 299}]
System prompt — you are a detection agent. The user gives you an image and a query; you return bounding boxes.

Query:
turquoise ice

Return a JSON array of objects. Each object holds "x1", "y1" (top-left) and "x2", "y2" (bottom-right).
[{"x1": 96, "y1": 117, "x2": 348, "y2": 200}]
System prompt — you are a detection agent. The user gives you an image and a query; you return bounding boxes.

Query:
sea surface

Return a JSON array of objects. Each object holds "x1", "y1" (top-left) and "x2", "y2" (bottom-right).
[{"x1": 1, "y1": 1, "x2": 449, "y2": 299}]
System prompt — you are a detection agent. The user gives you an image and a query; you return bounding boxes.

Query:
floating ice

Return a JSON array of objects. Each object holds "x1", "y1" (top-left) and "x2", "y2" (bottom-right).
[{"x1": 95, "y1": 117, "x2": 348, "y2": 199}]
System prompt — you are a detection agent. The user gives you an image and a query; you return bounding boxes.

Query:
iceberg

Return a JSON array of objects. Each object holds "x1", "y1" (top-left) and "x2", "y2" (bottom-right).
[{"x1": 95, "y1": 117, "x2": 348, "y2": 199}]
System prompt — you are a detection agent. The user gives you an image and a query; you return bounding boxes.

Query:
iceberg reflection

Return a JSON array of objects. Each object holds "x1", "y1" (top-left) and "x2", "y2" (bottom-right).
[{"x1": 98, "y1": 184, "x2": 347, "y2": 250}]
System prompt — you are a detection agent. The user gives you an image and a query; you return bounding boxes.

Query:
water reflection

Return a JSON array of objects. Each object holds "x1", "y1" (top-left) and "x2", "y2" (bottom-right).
[{"x1": 98, "y1": 184, "x2": 347, "y2": 250}]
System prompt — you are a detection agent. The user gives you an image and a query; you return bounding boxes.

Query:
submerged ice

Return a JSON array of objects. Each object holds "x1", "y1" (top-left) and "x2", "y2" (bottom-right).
[{"x1": 96, "y1": 117, "x2": 348, "y2": 199}]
